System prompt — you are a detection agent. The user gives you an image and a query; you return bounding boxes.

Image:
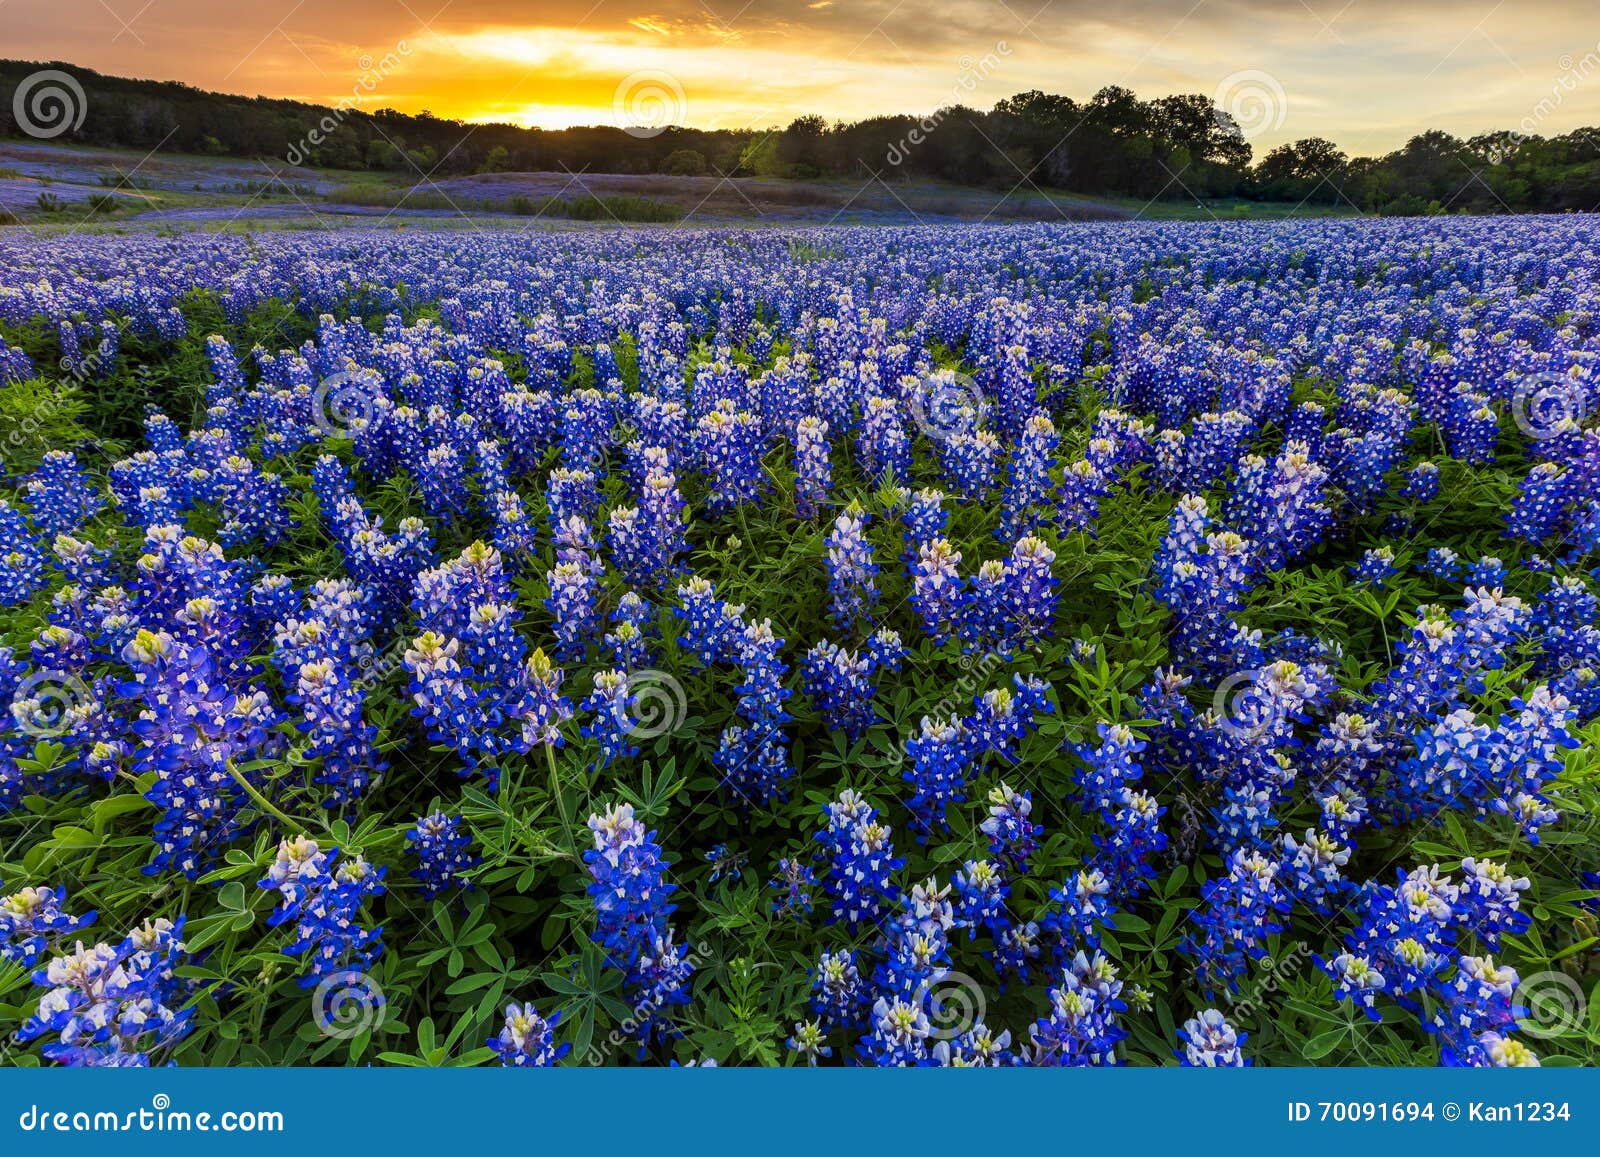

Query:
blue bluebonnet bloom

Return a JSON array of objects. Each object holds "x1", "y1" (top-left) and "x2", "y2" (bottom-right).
[
  {"x1": 824, "y1": 503, "x2": 879, "y2": 635},
  {"x1": 1029, "y1": 951, "x2": 1127, "y2": 1066},
  {"x1": 584, "y1": 804, "x2": 694, "y2": 1042},
  {"x1": 911, "y1": 538, "x2": 965, "y2": 644},
  {"x1": 801, "y1": 631, "x2": 902, "y2": 743},
  {"x1": 120, "y1": 628, "x2": 285, "y2": 878},
  {"x1": 1180, "y1": 849, "x2": 1291, "y2": 996},
  {"x1": 816, "y1": 790, "x2": 903, "y2": 928},
  {"x1": 259, "y1": 836, "x2": 386, "y2": 986},
  {"x1": 17, "y1": 916, "x2": 195, "y2": 1066},
  {"x1": 406, "y1": 812, "x2": 479, "y2": 900},
  {"x1": 942, "y1": 428, "x2": 1001, "y2": 501},
  {"x1": 810, "y1": 948, "x2": 867, "y2": 1029},
  {"x1": 770, "y1": 857, "x2": 817, "y2": 919},
  {"x1": 674, "y1": 575, "x2": 745, "y2": 669},
  {"x1": 980, "y1": 781, "x2": 1042, "y2": 875},
  {"x1": 1351, "y1": 547, "x2": 1398, "y2": 586},
  {"x1": 1, "y1": 884, "x2": 96, "y2": 967},
  {"x1": 715, "y1": 619, "x2": 796, "y2": 805},
  {"x1": 490, "y1": 1003, "x2": 569, "y2": 1067},
  {"x1": 1176, "y1": 1008, "x2": 1248, "y2": 1066},
  {"x1": 1401, "y1": 461, "x2": 1440, "y2": 503},
  {"x1": 793, "y1": 416, "x2": 832, "y2": 518},
  {"x1": 787, "y1": 1019, "x2": 832, "y2": 1064},
  {"x1": 999, "y1": 411, "x2": 1057, "y2": 541}
]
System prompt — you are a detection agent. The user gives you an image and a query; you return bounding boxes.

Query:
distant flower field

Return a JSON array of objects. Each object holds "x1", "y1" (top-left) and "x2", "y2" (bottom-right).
[{"x1": 0, "y1": 218, "x2": 1596, "y2": 1068}]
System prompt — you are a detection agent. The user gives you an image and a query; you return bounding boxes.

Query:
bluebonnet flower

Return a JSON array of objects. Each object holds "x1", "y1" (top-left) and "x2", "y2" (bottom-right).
[
  {"x1": 816, "y1": 790, "x2": 902, "y2": 928},
  {"x1": 770, "y1": 857, "x2": 817, "y2": 919},
  {"x1": 1029, "y1": 951, "x2": 1127, "y2": 1066},
  {"x1": 604, "y1": 591, "x2": 659, "y2": 670},
  {"x1": 901, "y1": 487, "x2": 948, "y2": 565},
  {"x1": 793, "y1": 416, "x2": 831, "y2": 518},
  {"x1": 1401, "y1": 461, "x2": 1440, "y2": 503},
  {"x1": 1466, "y1": 556, "x2": 1508, "y2": 588},
  {"x1": 705, "y1": 844, "x2": 745, "y2": 882},
  {"x1": 696, "y1": 405, "x2": 765, "y2": 513},
  {"x1": 1180, "y1": 849, "x2": 1291, "y2": 996},
  {"x1": 0, "y1": 499, "x2": 48, "y2": 607},
  {"x1": 121, "y1": 629, "x2": 285, "y2": 878},
  {"x1": 1351, "y1": 546, "x2": 1398, "y2": 586},
  {"x1": 584, "y1": 804, "x2": 694, "y2": 1042},
  {"x1": 259, "y1": 837, "x2": 386, "y2": 986},
  {"x1": 22, "y1": 451, "x2": 102, "y2": 537},
  {"x1": 1420, "y1": 546, "x2": 1462, "y2": 581},
  {"x1": 802, "y1": 633, "x2": 901, "y2": 743},
  {"x1": 942, "y1": 428, "x2": 1001, "y2": 501},
  {"x1": 580, "y1": 669, "x2": 642, "y2": 773},
  {"x1": 999, "y1": 411, "x2": 1057, "y2": 541},
  {"x1": 857, "y1": 395, "x2": 911, "y2": 483},
  {"x1": 787, "y1": 1019, "x2": 832, "y2": 1065},
  {"x1": 904, "y1": 716, "x2": 971, "y2": 838},
  {"x1": 860, "y1": 995, "x2": 932, "y2": 1066},
  {"x1": 17, "y1": 916, "x2": 195, "y2": 1066},
  {"x1": 1176, "y1": 1009, "x2": 1248, "y2": 1066},
  {"x1": 1, "y1": 884, "x2": 96, "y2": 967},
  {"x1": 406, "y1": 812, "x2": 479, "y2": 900},
  {"x1": 490, "y1": 1003, "x2": 569, "y2": 1067},
  {"x1": 1506, "y1": 463, "x2": 1571, "y2": 544},
  {"x1": 911, "y1": 538, "x2": 965, "y2": 644},
  {"x1": 715, "y1": 619, "x2": 795, "y2": 806},
  {"x1": 545, "y1": 560, "x2": 599, "y2": 662},
  {"x1": 810, "y1": 948, "x2": 866, "y2": 1029},
  {"x1": 674, "y1": 576, "x2": 744, "y2": 670},
  {"x1": 932, "y1": 1024, "x2": 1016, "y2": 1067},
  {"x1": 980, "y1": 782, "x2": 1042, "y2": 875},
  {"x1": 824, "y1": 503, "x2": 879, "y2": 634}
]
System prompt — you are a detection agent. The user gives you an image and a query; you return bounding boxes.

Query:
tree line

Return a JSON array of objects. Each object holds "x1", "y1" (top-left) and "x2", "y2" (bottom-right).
[{"x1": 3, "y1": 60, "x2": 1597, "y2": 213}]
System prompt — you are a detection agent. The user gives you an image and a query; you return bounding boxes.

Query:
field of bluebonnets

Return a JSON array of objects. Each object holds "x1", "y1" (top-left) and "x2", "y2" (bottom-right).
[{"x1": 0, "y1": 216, "x2": 1598, "y2": 1069}]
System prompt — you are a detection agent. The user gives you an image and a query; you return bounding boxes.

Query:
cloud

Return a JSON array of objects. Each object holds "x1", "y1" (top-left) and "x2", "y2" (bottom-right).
[{"x1": 6, "y1": 0, "x2": 1600, "y2": 151}]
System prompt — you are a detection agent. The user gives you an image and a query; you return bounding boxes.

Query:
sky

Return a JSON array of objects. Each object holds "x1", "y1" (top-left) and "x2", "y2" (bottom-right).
[{"x1": 6, "y1": 0, "x2": 1600, "y2": 153}]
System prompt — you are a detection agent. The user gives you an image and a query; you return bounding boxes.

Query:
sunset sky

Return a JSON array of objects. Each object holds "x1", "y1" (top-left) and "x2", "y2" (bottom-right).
[{"x1": 6, "y1": 0, "x2": 1600, "y2": 153}]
